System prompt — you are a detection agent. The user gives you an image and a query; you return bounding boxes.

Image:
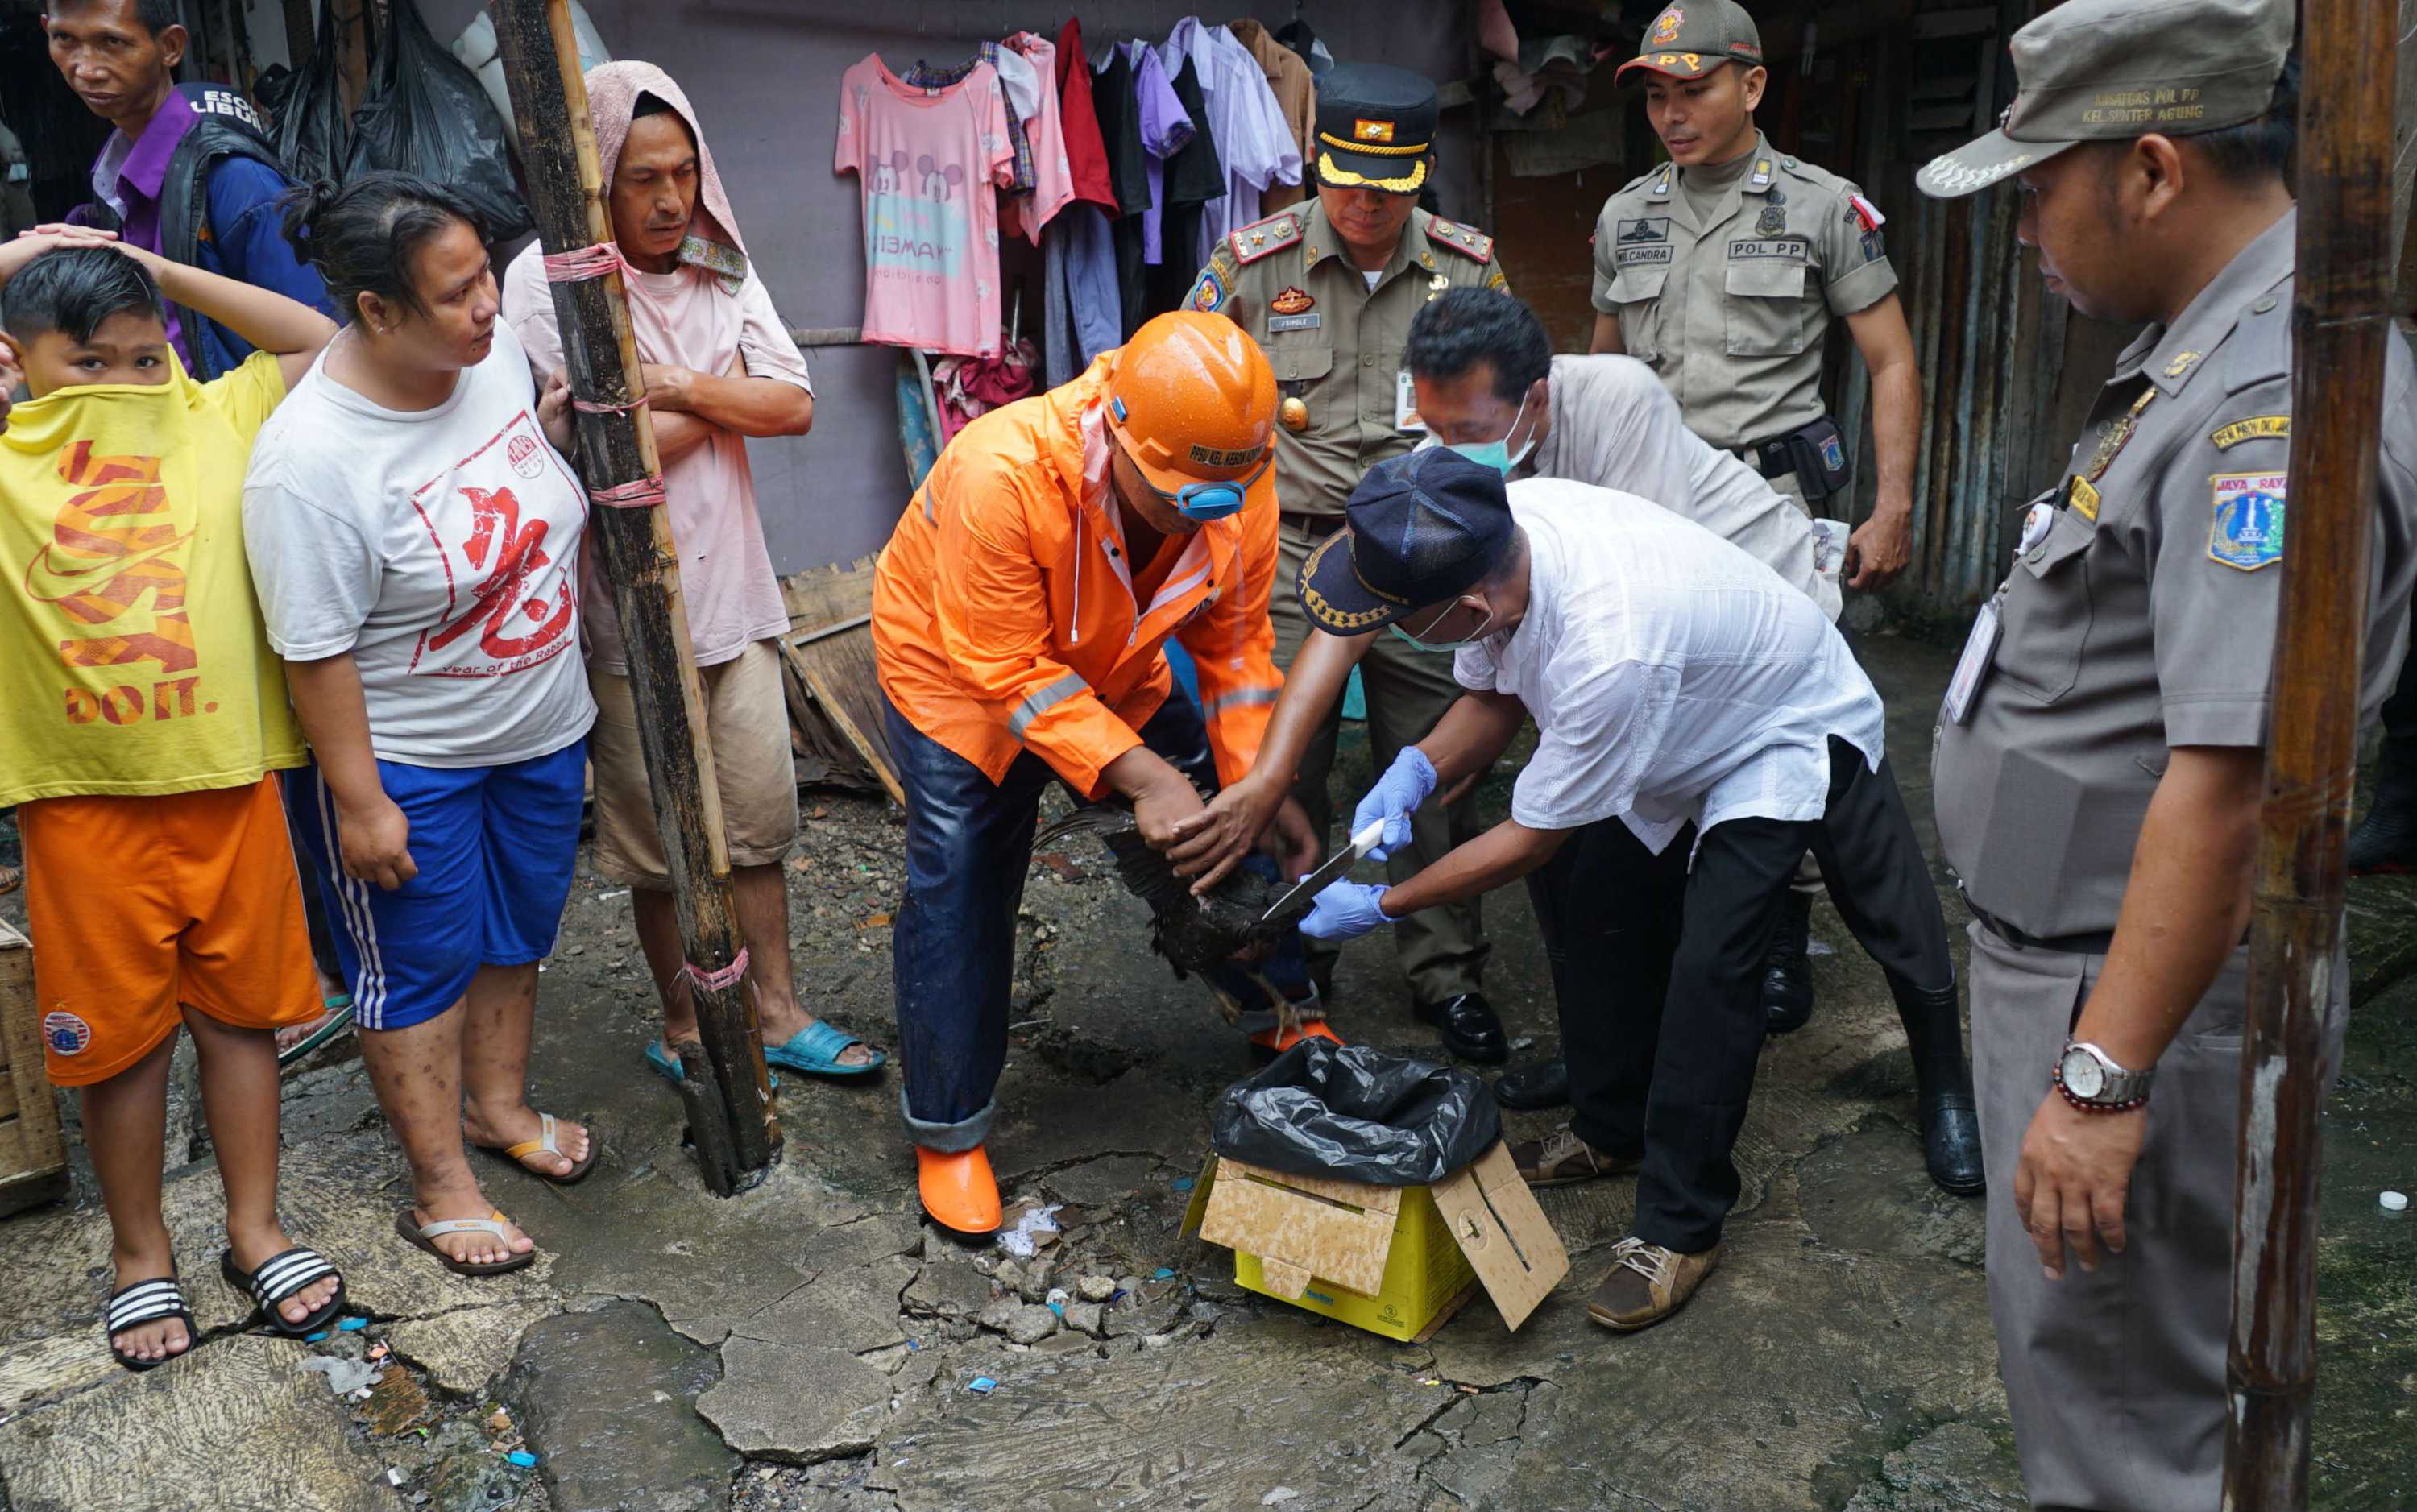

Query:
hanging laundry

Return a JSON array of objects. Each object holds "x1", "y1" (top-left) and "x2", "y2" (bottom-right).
[
  {"x1": 1162, "y1": 19, "x2": 1299, "y2": 267},
  {"x1": 903, "y1": 43, "x2": 1034, "y2": 192},
  {"x1": 930, "y1": 336, "x2": 1039, "y2": 445},
  {"x1": 1224, "y1": 18, "x2": 1316, "y2": 213},
  {"x1": 1142, "y1": 42, "x2": 1225, "y2": 314},
  {"x1": 835, "y1": 55, "x2": 1016, "y2": 357},
  {"x1": 1042, "y1": 17, "x2": 1125, "y2": 384},
  {"x1": 1002, "y1": 31, "x2": 1077, "y2": 242},
  {"x1": 1091, "y1": 42, "x2": 1188, "y2": 338},
  {"x1": 1051, "y1": 16, "x2": 1118, "y2": 213}
]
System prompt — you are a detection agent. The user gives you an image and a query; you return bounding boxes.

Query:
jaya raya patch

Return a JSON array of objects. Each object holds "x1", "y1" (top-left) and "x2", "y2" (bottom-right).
[
  {"x1": 1188, "y1": 267, "x2": 1229, "y2": 313},
  {"x1": 44, "y1": 1010, "x2": 92, "y2": 1057},
  {"x1": 2208, "y1": 471, "x2": 2286, "y2": 571}
]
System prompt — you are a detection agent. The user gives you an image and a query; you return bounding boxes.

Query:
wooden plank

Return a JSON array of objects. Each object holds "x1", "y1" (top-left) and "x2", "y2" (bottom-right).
[
  {"x1": 779, "y1": 632, "x2": 904, "y2": 807},
  {"x1": 495, "y1": 0, "x2": 777, "y2": 1192},
  {"x1": 778, "y1": 555, "x2": 878, "y2": 632},
  {"x1": 0, "y1": 918, "x2": 68, "y2": 1214}
]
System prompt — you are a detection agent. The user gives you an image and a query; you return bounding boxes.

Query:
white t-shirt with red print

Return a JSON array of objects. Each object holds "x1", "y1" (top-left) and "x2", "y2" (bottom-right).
[
  {"x1": 835, "y1": 55, "x2": 1017, "y2": 358},
  {"x1": 243, "y1": 321, "x2": 596, "y2": 768}
]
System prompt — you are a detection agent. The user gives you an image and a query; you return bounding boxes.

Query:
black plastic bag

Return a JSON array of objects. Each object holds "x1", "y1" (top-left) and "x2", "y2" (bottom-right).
[
  {"x1": 271, "y1": 0, "x2": 352, "y2": 186},
  {"x1": 1210, "y1": 1041, "x2": 1499, "y2": 1187},
  {"x1": 342, "y1": 0, "x2": 530, "y2": 240}
]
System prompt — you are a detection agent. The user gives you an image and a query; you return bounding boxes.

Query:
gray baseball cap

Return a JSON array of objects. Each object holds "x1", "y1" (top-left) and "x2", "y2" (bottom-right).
[{"x1": 1917, "y1": 0, "x2": 2294, "y2": 198}]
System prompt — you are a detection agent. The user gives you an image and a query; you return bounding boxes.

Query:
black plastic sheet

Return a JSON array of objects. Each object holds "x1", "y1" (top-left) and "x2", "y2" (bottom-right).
[
  {"x1": 342, "y1": 0, "x2": 530, "y2": 241},
  {"x1": 1209, "y1": 1041, "x2": 1499, "y2": 1187}
]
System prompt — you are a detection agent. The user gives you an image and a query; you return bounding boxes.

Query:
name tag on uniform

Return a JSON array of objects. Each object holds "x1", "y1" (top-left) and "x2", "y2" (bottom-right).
[
  {"x1": 1268, "y1": 313, "x2": 1321, "y2": 333},
  {"x1": 1943, "y1": 596, "x2": 2002, "y2": 727},
  {"x1": 1395, "y1": 369, "x2": 1426, "y2": 432}
]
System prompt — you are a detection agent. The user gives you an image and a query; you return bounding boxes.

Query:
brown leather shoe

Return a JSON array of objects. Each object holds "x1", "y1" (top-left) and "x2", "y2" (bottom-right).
[
  {"x1": 1510, "y1": 1127, "x2": 1641, "y2": 1187},
  {"x1": 1586, "y1": 1237, "x2": 1721, "y2": 1332}
]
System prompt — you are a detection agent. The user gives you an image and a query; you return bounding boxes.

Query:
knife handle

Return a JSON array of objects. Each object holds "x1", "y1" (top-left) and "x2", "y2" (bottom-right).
[{"x1": 1348, "y1": 819, "x2": 1389, "y2": 860}]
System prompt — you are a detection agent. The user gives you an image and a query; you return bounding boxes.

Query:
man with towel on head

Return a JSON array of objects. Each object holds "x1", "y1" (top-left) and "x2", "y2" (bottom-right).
[{"x1": 503, "y1": 63, "x2": 888, "y2": 1092}]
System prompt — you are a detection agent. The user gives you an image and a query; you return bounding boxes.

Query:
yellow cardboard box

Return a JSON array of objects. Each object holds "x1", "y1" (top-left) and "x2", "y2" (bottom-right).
[{"x1": 1188, "y1": 1141, "x2": 1568, "y2": 1342}]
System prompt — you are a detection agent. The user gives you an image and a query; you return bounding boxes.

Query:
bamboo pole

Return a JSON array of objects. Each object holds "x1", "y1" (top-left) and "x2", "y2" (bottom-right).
[
  {"x1": 491, "y1": 0, "x2": 779, "y2": 1195},
  {"x1": 2225, "y1": 1, "x2": 2397, "y2": 1500}
]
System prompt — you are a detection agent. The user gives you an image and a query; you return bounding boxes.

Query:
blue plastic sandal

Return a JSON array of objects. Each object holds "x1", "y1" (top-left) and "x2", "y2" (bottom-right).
[
  {"x1": 644, "y1": 1040, "x2": 779, "y2": 1092},
  {"x1": 763, "y1": 1021, "x2": 885, "y2": 1078}
]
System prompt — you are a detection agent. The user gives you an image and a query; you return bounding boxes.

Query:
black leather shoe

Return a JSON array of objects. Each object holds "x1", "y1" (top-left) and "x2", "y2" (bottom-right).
[
  {"x1": 1922, "y1": 1094, "x2": 1986, "y2": 1197},
  {"x1": 1493, "y1": 1056, "x2": 1569, "y2": 1110},
  {"x1": 1762, "y1": 892, "x2": 1814, "y2": 1034},
  {"x1": 2350, "y1": 753, "x2": 2417, "y2": 874},
  {"x1": 1416, "y1": 992, "x2": 1508, "y2": 1064}
]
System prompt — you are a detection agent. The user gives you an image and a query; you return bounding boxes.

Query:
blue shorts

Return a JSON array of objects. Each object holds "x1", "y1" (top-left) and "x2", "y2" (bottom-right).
[{"x1": 284, "y1": 739, "x2": 586, "y2": 1031}]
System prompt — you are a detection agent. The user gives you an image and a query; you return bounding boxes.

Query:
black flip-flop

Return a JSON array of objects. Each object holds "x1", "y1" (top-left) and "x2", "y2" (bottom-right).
[
  {"x1": 105, "y1": 1274, "x2": 196, "y2": 1372},
  {"x1": 220, "y1": 1245, "x2": 346, "y2": 1337}
]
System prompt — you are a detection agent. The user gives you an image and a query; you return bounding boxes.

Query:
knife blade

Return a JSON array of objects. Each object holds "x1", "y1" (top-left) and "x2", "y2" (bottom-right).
[{"x1": 1260, "y1": 819, "x2": 1390, "y2": 923}]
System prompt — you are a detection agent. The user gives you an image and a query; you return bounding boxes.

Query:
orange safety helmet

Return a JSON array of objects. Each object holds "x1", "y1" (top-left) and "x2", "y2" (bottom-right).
[{"x1": 1105, "y1": 312, "x2": 1278, "y2": 508}]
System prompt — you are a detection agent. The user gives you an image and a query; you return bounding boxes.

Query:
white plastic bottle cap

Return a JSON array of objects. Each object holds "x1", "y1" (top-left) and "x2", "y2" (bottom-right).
[{"x1": 2381, "y1": 1190, "x2": 2411, "y2": 1214}]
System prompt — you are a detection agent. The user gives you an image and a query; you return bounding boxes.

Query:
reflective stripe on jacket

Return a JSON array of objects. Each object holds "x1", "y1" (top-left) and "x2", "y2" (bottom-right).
[{"x1": 873, "y1": 353, "x2": 1282, "y2": 797}]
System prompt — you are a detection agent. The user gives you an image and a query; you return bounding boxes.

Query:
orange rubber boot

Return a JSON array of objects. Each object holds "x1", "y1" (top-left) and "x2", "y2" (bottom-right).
[
  {"x1": 917, "y1": 1145, "x2": 1002, "y2": 1235},
  {"x1": 1250, "y1": 1018, "x2": 1346, "y2": 1053}
]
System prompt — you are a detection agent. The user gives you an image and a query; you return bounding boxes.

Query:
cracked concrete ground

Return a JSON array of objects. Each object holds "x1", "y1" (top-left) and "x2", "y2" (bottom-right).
[{"x1": 1, "y1": 632, "x2": 2411, "y2": 1511}]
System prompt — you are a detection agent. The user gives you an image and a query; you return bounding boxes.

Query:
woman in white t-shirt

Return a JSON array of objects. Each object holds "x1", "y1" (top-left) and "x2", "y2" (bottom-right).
[{"x1": 246, "y1": 174, "x2": 597, "y2": 1278}]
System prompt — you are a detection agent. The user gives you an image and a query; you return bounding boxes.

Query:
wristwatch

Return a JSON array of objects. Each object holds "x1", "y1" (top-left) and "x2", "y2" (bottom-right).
[{"x1": 2054, "y1": 1041, "x2": 2152, "y2": 1112}]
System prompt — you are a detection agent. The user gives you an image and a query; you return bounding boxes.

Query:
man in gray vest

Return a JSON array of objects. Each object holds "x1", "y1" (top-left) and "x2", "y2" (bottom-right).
[{"x1": 1920, "y1": 2, "x2": 2417, "y2": 1502}]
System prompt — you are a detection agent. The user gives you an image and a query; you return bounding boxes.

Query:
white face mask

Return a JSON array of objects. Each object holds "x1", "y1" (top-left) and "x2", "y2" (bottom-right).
[
  {"x1": 1389, "y1": 598, "x2": 1498, "y2": 652},
  {"x1": 1441, "y1": 389, "x2": 1536, "y2": 477}
]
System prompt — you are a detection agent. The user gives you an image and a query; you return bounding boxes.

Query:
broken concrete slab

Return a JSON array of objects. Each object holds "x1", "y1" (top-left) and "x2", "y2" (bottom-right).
[
  {"x1": 731, "y1": 1253, "x2": 918, "y2": 1357},
  {"x1": 1040, "y1": 1154, "x2": 1157, "y2": 1209},
  {"x1": 699, "y1": 1337, "x2": 894, "y2": 1465},
  {"x1": 902, "y1": 1250, "x2": 995, "y2": 1320},
  {"x1": 1842, "y1": 1420, "x2": 2029, "y2": 1511},
  {"x1": 1797, "y1": 1119, "x2": 1987, "y2": 1269},
  {"x1": 873, "y1": 1315, "x2": 1436, "y2": 1509},
  {"x1": 385, "y1": 1298, "x2": 556, "y2": 1398},
  {"x1": 0, "y1": 1334, "x2": 403, "y2": 1512},
  {"x1": 500, "y1": 1299, "x2": 735, "y2": 1512}
]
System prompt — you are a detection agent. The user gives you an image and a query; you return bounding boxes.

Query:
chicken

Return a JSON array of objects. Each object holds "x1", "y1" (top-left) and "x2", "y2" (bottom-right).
[{"x1": 1033, "y1": 805, "x2": 1311, "y2": 1036}]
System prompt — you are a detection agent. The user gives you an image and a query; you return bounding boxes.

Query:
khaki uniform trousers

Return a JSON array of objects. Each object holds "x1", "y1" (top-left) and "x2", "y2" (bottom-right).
[
  {"x1": 1968, "y1": 921, "x2": 2344, "y2": 1511},
  {"x1": 1269, "y1": 522, "x2": 1489, "y2": 1006}
]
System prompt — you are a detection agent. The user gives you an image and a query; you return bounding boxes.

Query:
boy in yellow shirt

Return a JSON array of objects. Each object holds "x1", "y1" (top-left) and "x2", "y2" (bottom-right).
[{"x1": 0, "y1": 229, "x2": 342, "y2": 1369}]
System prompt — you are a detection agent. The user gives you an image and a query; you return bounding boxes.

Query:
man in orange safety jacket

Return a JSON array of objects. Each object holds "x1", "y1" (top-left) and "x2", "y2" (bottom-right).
[{"x1": 873, "y1": 311, "x2": 1326, "y2": 1234}]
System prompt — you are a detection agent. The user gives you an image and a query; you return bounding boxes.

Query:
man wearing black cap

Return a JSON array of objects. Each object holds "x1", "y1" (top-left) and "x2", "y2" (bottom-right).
[
  {"x1": 1594, "y1": 0, "x2": 1926, "y2": 1034},
  {"x1": 1290, "y1": 445, "x2": 1956, "y2": 1332},
  {"x1": 1180, "y1": 63, "x2": 1514, "y2": 1065},
  {"x1": 1918, "y1": 0, "x2": 2417, "y2": 1502}
]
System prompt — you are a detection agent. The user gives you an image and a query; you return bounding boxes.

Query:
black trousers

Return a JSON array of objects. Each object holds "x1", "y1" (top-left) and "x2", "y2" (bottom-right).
[{"x1": 1532, "y1": 738, "x2": 1953, "y2": 1254}]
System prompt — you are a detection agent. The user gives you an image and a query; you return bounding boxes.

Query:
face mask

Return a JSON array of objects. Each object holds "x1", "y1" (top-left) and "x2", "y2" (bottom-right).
[
  {"x1": 1445, "y1": 390, "x2": 1536, "y2": 477},
  {"x1": 1389, "y1": 600, "x2": 1498, "y2": 652}
]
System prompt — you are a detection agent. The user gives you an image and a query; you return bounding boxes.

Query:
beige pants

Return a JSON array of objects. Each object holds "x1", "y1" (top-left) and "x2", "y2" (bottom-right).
[
  {"x1": 1968, "y1": 922, "x2": 2344, "y2": 1510},
  {"x1": 588, "y1": 639, "x2": 799, "y2": 887}
]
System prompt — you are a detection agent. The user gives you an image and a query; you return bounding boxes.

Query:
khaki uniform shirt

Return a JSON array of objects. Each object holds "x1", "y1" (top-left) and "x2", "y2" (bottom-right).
[
  {"x1": 1590, "y1": 132, "x2": 1896, "y2": 451},
  {"x1": 1934, "y1": 209, "x2": 2417, "y2": 938},
  {"x1": 1190, "y1": 201, "x2": 1510, "y2": 518}
]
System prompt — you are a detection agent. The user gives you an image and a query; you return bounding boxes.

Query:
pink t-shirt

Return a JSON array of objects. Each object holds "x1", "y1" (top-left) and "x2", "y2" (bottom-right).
[
  {"x1": 502, "y1": 247, "x2": 813, "y2": 675},
  {"x1": 835, "y1": 56, "x2": 1017, "y2": 358}
]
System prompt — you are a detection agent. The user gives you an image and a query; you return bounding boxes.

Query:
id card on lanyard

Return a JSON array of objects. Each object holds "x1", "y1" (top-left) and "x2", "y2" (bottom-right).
[{"x1": 1943, "y1": 594, "x2": 2002, "y2": 726}]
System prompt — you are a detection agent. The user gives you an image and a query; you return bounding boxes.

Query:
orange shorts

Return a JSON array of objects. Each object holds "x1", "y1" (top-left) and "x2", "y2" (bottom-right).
[{"x1": 19, "y1": 775, "x2": 318, "y2": 1087}]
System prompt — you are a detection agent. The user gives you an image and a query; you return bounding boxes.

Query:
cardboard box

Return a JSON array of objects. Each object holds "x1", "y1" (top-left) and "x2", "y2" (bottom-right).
[
  {"x1": 0, "y1": 920, "x2": 70, "y2": 1219},
  {"x1": 1190, "y1": 1141, "x2": 1568, "y2": 1342}
]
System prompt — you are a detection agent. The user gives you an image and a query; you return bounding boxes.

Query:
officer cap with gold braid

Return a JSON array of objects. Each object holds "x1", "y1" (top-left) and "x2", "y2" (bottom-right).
[
  {"x1": 1297, "y1": 448, "x2": 1514, "y2": 633},
  {"x1": 1312, "y1": 64, "x2": 1437, "y2": 196}
]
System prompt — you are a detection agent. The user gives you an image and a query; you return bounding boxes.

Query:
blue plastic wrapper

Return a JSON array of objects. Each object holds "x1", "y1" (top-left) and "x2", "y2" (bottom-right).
[{"x1": 1209, "y1": 1041, "x2": 1499, "y2": 1187}]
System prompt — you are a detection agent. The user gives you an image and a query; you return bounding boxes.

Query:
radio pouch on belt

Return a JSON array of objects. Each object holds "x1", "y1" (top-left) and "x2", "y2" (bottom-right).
[{"x1": 1783, "y1": 415, "x2": 1855, "y2": 503}]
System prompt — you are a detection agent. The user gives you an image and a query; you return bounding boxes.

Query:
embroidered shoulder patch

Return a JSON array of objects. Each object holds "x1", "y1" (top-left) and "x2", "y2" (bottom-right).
[
  {"x1": 2209, "y1": 471, "x2": 2286, "y2": 571},
  {"x1": 2211, "y1": 415, "x2": 2290, "y2": 450},
  {"x1": 1188, "y1": 267, "x2": 1229, "y2": 313}
]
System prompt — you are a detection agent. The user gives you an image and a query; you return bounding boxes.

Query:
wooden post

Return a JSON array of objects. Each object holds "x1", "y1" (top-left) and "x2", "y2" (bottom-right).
[
  {"x1": 2226, "y1": 0, "x2": 2397, "y2": 1500},
  {"x1": 491, "y1": 0, "x2": 779, "y2": 1194}
]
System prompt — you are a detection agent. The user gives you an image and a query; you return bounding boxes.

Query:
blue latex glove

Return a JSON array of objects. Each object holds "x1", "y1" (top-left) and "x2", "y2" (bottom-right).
[
  {"x1": 1298, "y1": 880, "x2": 1396, "y2": 942},
  {"x1": 1353, "y1": 747, "x2": 1438, "y2": 862}
]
